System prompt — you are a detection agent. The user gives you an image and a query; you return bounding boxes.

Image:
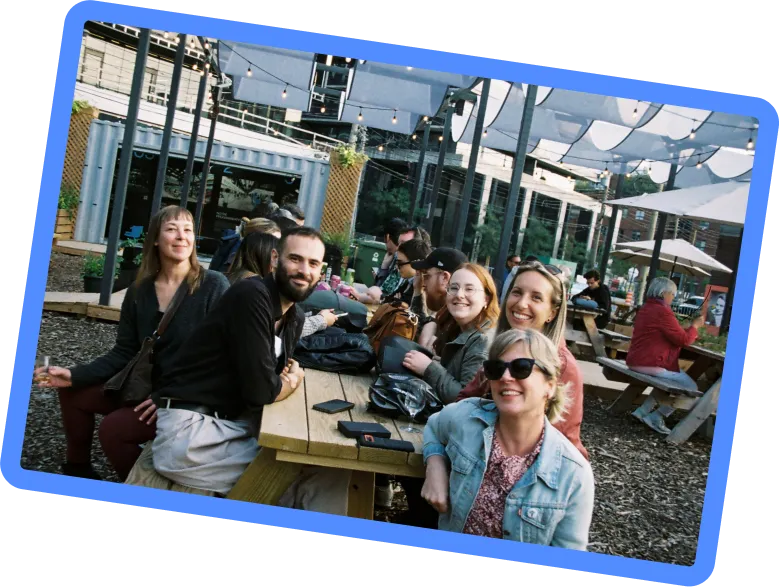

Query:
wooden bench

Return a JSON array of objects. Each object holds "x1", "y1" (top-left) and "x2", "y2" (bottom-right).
[{"x1": 598, "y1": 329, "x2": 631, "y2": 358}]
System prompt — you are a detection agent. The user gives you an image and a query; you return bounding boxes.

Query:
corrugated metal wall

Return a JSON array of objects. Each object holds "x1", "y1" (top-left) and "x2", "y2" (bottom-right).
[{"x1": 75, "y1": 120, "x2": 331, "y2": 243}]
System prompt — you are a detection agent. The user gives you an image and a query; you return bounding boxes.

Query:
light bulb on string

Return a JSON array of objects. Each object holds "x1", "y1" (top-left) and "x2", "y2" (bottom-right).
[
  {"x1": 345, "y1": 57, "x2": 352, "y2": 63},
  {"x1": 204, "y1": 62, "x2": 210, "y2": 70},
  {"x1": 689, "y1": 124, "x2": 696, "y2": 140},
  {"x1": 747, "y1": 135, "x2": 754, "y2": 150},
  {"x1": 204, "y1": 41, "x2": 210, "y2": 50},
  {"x1": 378, "y1": 145, "x2": 384, "y2": 152},
  {"x1": 163, "y1": 32, "x2": 169, "y2": 39},
  {"x1": 320, "y1": 105, "x2": 326, "y2": 114},
  {"x1": 359, "y1": 59, "x2": 366, "y2": 64},
  {"x1": 247, "y1": 66, "x2": 252, "y2": 77},
  {"x1": 193, "y1": 64, "x2": 198, "y2": 72},
  {"x1": 282, "y1": 85, "x2": 288, "y2": 99},
  {"x1": 407, "y1": 66, "x2": 413, "y2": 70},
  {"x1": 423, "y1": 115, "x2": 429, "y2": 122},
  {"x1": 412, "y1": 134, "x2": 417, "y2": 140},
  {"x1": 439, "y1": 135, "x2": 444, "y2": 142},
  {"x1": 357, "y1": 108, "x2": 363, "y2": 122},
  {"x1": 696, "y1": 157, "x2": 702, "y2": 169},
  {"x1": 189, "y1": 37, "x2": 195, "y2": 47},
  {"x1": 392, "y1": 110, "x2": 397, "y2": 124},
  {"x1": 626, "y1": 172, "x2": 632, "y2": 178},
  {"x1": 483, "y1": 130, "x2": 488, "y2": 138},
  {"x1": 632, "y1": 106, "x2": 638, "y2": 119}
]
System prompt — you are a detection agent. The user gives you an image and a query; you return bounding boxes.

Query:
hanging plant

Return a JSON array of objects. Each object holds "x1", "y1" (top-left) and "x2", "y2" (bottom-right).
[
  {"x1": 333, "y1": 145, "x2": 368, "y2": 169},
  {"x1": 72, "y1": 100, "x2": 91, "y2": 116},
  {"x1": 58, "y1": 185, "x2": 80, "y2": 221}
]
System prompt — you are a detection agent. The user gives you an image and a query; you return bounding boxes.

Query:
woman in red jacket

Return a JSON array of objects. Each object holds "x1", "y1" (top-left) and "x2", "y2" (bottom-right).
[
  {"x1": 456, "y1": 261, "x2": 587, "y2": 460},
  {"x1": 626, "y1": 277, "x2": 705, "y2": 434}
]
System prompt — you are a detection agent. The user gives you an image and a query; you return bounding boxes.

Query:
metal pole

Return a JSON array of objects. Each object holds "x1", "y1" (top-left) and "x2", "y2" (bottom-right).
[
  {"x1": 99, "y1": 29, "x2": 151, "y2": 306},
  {"x1": 589, "y1": 187, "x2": 608, "y2": 267},
  {"x1": 720, "y1": 227, "x2": 742, "y2": 334},
  {"x1": 646, "y1": 163, "x2": 678, "y2": 289},
  {"x1": 599, "y1": 171, "x2": 625, "y2": 276},
  {"x1": 195, "y1": 87, "x2": 220, "y2": 236},
  {"x1": 409, "y1": 121, "x2": 431, "y2": 224},
  {"x1": 495, "y1": 85, "x2": 538, "y2": 287},
  {"x1": 180, "y1": 72, "x2": 209, "y2": 207},
  {"x1": 636, "y1": 211, "x2": 658, "y2": 306},
  {"x1": 151, "y1": 33, "x2": 187, "y2": 218},
  {"x1": 425, "y1": 106, "x2": 454, "y2": 233},
  {"x1": 454, "y1": 78, "x2": 491, "y2": 250}
]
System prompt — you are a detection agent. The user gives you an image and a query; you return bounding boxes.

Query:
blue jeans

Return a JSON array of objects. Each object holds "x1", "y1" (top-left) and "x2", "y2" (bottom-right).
[
  {"x1": 573, "y1": 298, "x2": 600, "y2": 311},
  {"x1": 633, "y1": 368, "x2": 698, "y2": 417}
]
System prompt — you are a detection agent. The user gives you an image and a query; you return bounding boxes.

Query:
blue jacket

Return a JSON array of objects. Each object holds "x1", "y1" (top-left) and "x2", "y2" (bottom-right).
[{"x1": 423, "y1": 398, "x2": 595, "y2": 549}]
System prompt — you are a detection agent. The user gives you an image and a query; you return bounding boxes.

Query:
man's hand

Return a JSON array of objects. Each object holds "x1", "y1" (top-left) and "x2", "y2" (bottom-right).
[
  {"x1": 134, "y1": 398, "x2": 158, "y2": 425},
  {"x1": 318, "y1": 309, "x2": 338, "y2": 327}
]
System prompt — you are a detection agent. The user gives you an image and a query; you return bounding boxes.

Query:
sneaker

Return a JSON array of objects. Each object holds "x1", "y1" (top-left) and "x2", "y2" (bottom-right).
[
  {"x1": 631, "y1": 407, "x2": 650, "y2": 422},
  {"x1": 375, "y1": 484, "x2": 394, "y2": 509},
  {"x1": 642, "y1": 412, "x2": 672, "y2": 435}
]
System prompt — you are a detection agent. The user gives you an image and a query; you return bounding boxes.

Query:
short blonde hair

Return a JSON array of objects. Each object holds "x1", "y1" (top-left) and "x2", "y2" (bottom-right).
[{"x1": 488, "y1": 328, "x2": 571, "y2": 423}]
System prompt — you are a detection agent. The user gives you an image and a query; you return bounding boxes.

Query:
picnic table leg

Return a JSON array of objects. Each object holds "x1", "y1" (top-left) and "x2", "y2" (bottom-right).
[
  {"x1": 227, "y1": 448, "x2": 303, "y2": 504},
  {"x1": 347, "y1": 470, "x2": 375, "y2": 519},
  {"x1": 582, "y1": 316, "x2": 607, "y2": 358},
  {"x1": 684, "y1": 356, "x2": 715, "y2": 384},
  {"x1": 608, "y1": 383, "x2": 648, "y2": 414},
  {"x1": 666, "y1": 379, "x2": 721, "y2": 445}
]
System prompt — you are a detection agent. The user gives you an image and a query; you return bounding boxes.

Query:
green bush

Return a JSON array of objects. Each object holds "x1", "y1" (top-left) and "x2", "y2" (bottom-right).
[
  {"x1": 322, "y1": 226, "x2": 353, "y2": 258},
  {"x1": 81, "y1": 253, "x2": 121, "y2": 279},
  {"x1": 58, "y1": 186, "x2": 80, "y2": 220}
]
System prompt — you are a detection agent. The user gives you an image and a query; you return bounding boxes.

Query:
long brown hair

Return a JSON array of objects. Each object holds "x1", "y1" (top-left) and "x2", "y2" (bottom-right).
[
  {"x1": 433, "y1": 263, "x2": 500, "y2": 355},
  {"x1": 496, "y1": 261, "x2": 567, "y2": 346},
  {"x1": 135, "y1": 206, "x2": 203, "y2": 293}
]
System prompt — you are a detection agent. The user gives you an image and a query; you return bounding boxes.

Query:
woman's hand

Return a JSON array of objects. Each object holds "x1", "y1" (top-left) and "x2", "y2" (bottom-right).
[
  {"x1": 36, "y1": 366, "x2": 72, "y2": 388},
  {"x1": 134, "y1": 398, "x2": 158, "y2": 425},
  {"x1": 318, "y1": 309, "x2": 339, "y2": 327},
  {"x1": 421, "y1": 455, "x2": 450, "y2": 514},
  {"x1": 692, "y1": 315, "x2": 705, "y2": 329},
  {"x1": 403, "y1": 350, "x2": 433, "y2": 376}
]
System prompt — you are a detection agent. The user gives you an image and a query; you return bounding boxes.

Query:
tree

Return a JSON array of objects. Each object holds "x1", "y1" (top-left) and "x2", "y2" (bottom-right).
[
  {"x1": 621, "y1": 172, "x2": 660, "y2": 198},
  {"x1": 521, "y1": 217, "x2": 554, "y2": 258},
  {"x1": 466, "y1": 207, "x2": 503, "y2": 262},
  {"x1": 354, "y1": 186, "x2": 423, "y2": 238}
]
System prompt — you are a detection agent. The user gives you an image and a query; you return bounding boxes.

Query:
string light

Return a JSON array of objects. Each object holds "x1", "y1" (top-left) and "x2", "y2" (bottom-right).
[
  {"x1": 358, "y1": 108, "x2": 363, "y2": 122},
  {"x1": 345, "y1": 57, "x2": 352, "y2": 63},
  {"x1": 243, "y1": 108, "x2": 248, "y2": 114},
  {"x1": 632, "y1": 102, "x2": 639, "y2": 119},
  {"x1": 359, "y1": 59, "x2": 366, "y2": 64},
  {"x1": 696, "y1": 157, "x2": 702, "y2": 169},
  {"x1": 247, "y1": 66, "x2": 252, "y2": 77},
  {"x1": 407, "y1": 66, "x2": 413, "y2": 70},
  {"x1": 320, "y1": 105, "x2": 326, "y2": 113},
  {"x1": 439, "y1": 135, "x2": 444, "y2": 142},
  {"x1": 626, "y1": 172, "x2": 632, "y2": 178},
  {"x1": 163, "y1": 32, "x2": 169, "y2": 39},
  {"x1": 378, "y1": 145, "x2": 384, "y2": 151},
  {"x1": 423, "y1": 115, "x2": 429, "y2": 122},
  {"x1": 482, "y1": 129, "x2": 488, "y2": 138},
  {"x1": 392, "y1": 110, "x2": 397, "y2": 124},
  {"x1": 204, "y1": 62, "x2": 210, "y2": 70},
  {"x1": 689, "y1": 124, "x2": 696, "y2": 140},
  {"x1": 412, "y1": 134, "x2": 417, "y2": 140},
  {"x1": 193, "y1": 64, "x2": 198, "y2": 72},
  {"x1": 282, "y1": 84, "x2": 288, "y2": 99},
  {"x1": 204, "y1": 41, "x2": 210, "y2": 50},
  {"x1": 747, "y1": 135, "x2": 754, "y2": 150}
]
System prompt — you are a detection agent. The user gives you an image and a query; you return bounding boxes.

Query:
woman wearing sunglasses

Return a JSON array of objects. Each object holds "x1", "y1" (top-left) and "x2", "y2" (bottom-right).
[
  {"x1": 421, "y1": 328, "x2": 594, "y2": 548},
  {"x1": 456, "y1": 261, "x2": 587, "y2": 459}
]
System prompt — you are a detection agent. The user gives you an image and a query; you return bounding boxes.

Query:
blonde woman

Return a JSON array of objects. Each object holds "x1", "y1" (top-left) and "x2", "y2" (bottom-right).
[{"x1": 422, "y1": 329, "x2": 594, "y2": 549}]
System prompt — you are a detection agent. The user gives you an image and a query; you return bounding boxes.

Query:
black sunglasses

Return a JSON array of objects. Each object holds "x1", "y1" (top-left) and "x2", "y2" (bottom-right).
[
  {"x1": 518, "y1": 260, "x2": 562, "y2": 276},
  {"x1": 483, "y1": 358, "x2": 538, "y2": 381},
  {"x1": 396, "y1": 260, "x2": 412, "y2": 268}
]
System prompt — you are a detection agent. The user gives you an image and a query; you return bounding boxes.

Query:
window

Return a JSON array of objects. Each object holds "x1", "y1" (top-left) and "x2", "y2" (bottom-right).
[
  {"x1": 635, "y1": 210, "x2": 645, "y2": 221},
  {"x1": 80, "y1": 48, "x2": 105, "y2": 87},
  {"x1": 696, "y1": 240, "x2": 707, "y2": 251},
  {"x1": 699, "y1": 221, "x2": 710, "y2": 230},
  {"x1": 631, "y1": 230, "x2": 642, "y2": 241}
]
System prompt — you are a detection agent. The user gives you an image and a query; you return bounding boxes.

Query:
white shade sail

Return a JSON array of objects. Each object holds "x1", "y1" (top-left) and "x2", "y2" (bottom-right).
[
  {"x1": 615, "y1": 238, "x2": 733, "y2": 273},
  {"x1": 612, "y1": 182, "x2": 749, "y2": 226},
  {"x1": 611, "y1": 249, "x2": 711, "y2": 277}
]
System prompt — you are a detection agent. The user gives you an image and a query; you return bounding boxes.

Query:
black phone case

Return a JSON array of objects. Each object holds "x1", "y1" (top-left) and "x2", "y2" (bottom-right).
[
  {"x1": 312, "y1": 400, "x2": 355, "y2": 414},
  {"x1": 358, "y1": 435, "x2": 415, "y2": 452},
  {"x1": 337, "y1": 421, "x2": 391, "y2": 438}
]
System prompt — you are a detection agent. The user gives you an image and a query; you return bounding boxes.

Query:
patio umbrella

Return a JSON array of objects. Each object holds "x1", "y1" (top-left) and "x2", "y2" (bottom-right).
[
  {"x1": 611, "y1": 249, "x2": 711, "y2": 277},
  {"x1": 614, "y1": 238, "x2": 732, "y2": 274},
  {"x1": 610, "y1": 181, "x2": 749, "y2": 226}
]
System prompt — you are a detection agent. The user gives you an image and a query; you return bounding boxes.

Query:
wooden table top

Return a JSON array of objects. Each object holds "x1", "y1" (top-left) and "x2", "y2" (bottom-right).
[
  {"x1": 259, "y1": 369, "x2": 425, "y2": 478},
  {"x1": 595, "y1": 329, "x2": 724, "y2": 362},
  {"x1": 566, "y1": 305, "x2": 600, "y2": 318}
]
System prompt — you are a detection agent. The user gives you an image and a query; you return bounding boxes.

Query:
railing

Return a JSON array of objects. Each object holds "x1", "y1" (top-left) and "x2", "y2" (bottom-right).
[{"x1": 77, "y1": 39, "x2": 345, "y2": 154}]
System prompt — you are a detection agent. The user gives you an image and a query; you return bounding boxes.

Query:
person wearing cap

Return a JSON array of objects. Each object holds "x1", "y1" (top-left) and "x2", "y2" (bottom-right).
[{"x1": 410, "y1": 247, "x2": 468, "y2": 349}]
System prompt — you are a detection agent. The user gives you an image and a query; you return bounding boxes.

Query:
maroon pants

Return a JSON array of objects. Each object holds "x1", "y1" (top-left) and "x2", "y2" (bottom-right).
[{"x1": 57, "y1": 384, "x2": 156, "y2": 481}]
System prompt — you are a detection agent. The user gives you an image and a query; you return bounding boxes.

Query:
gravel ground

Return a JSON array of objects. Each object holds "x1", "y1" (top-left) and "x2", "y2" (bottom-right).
[
  {"x1": 23, "y1": 256, "x2": 711, "y2": 564},
  {"x1": 46, "y1": 252, "x2": 84, "y2": 293}
]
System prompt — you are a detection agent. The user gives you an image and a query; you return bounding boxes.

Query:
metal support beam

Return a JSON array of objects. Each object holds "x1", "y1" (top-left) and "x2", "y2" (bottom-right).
[
  {"x1": 195, "y1": 87, "x2": 221, "y2": 236},
  {"x1": 99, "y1": 28, "x2": 151, "y2": 306},
  {"x1": 552, "y1": 202, "x2": 568, "y2": 259},
  {"x1": 409, "y1": 122, "x2": 431, "y2": 224},
  {"x1": 495, "y1": 84, "x2": 538, "y2": 287},
  {"x1": 720, "y1": 227, "x2": 742, "y2": 334},
  {"x1": 646, "y1": 163, "x2": 678, "y2": 289},
  {"x1": 599, "y1": 171, "x2": 626, "y2": 276},
  {"x1": 180, "y1": 72, "x2": 209, "y2": 206},
  {"x1": 151, "y1": 33, "x2": 187, "y2": 218},
  {"x1": 454, "y1": 78, "x2": 491, "y2": 250},
  {"x1": 425, "y1": 106, "x2": 454, "y2": 233}
]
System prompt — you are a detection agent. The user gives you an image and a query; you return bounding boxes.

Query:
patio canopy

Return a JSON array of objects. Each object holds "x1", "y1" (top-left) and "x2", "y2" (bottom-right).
[
  {"x1": 610, "y1": 249, "x2": 711, "y2": 278},
  {"x1": 615, "y1": 238, "x2": 733, "y2": 273},
  {"x1": 609, "y1": 182, "x2": 749, "y2": 226}
]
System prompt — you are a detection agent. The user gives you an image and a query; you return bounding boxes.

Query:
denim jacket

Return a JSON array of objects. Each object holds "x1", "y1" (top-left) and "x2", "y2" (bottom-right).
[{"x1": 423, "y1": 398, "x2": 595, "y2": 549}]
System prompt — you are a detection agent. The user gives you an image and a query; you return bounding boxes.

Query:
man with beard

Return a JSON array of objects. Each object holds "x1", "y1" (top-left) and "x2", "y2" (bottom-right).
[{"x1": 142, "y1": 227, "x2": 351, "y2": 511}]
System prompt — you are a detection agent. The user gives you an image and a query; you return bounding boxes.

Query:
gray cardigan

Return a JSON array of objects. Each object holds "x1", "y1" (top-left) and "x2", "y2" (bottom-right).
[{"x1": 422, "y1": 321, "x2": 493, "y2": 404}]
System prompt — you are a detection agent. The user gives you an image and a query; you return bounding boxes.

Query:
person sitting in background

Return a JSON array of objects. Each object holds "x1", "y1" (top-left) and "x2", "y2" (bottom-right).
[
  {"x1": 227, "y1": 231, "x2": 338, "y2": 337},
  {"x1": 421, "y1": 328, "x2": 594, "y2": 549},
  {"x1": 269, "y1": 211, "x2": 299, "y2": 233},
  {"x1": 499, "y1": 254, "x2": 523, "y2": 303},
  {"x1": 281, "y1": 203, "x2": 306, "y2": 226},
  {"x1": 210, "y1": 217, "x2": 281, "y2": 274},
  {"x1": 380, "y1": 238, "x2": 432, "y2": 307},
  {"x1": 626, "y1": 277, "x2": 704, "y2": 434},
  {"x1": 409, "y1": 248, "x2": 468, "y2": 351},
  {"x1": 571, "y1": 269, "x2": 612, "y2": 329}
]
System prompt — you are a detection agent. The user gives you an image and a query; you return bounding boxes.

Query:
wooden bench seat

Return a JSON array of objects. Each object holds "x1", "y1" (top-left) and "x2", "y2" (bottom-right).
[{"x1": 596, "y1": 357, "x2": 702, "y2": 397}]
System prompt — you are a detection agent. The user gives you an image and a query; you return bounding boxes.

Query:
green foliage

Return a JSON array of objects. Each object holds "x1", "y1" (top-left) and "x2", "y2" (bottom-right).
[
  {"x1": 81, "y1": 253, "x2": 121, "y2": 279},
  {"x1": 621, "y1": 172, "x2": 660, "y2": 197},
  {"x1": 120, "y1": 230, "x2": 145, "y2": 251},
  {"x1": 467, "y1": 207, "x2": 503, "y2": 262},
  {"x1": 520, "y1": 217, "x2": 554, "y2": 258},
  {"x1": 333, "y1": 145, "x2": 368, "y2": 168},
  {"x1": 355, "y1": 186, "x2": 424, "y2": 238},
  {"x1": 58, "y1": 186, "x2": 80, "y2": 220},
  {"x1": 559, "y1": 235, "x2": 588, "y2": 265},
  {"x1": 72, "y1": 100, "x2": 91, "y2": 115},
  {"x1": 695, "y1": 328, "x2": 728, "y2": 353},
  {"x1": 609, "y1": 257, "x2": 633, "y2": 279},
  {"x1": 322, "y1": 225, "x2": 353, "y2": 258}
]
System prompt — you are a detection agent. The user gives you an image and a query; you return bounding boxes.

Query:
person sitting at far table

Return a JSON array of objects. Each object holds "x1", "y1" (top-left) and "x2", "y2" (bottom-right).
[{"x1": 570, "y1": 269, "x2": 612, "y2": 329}]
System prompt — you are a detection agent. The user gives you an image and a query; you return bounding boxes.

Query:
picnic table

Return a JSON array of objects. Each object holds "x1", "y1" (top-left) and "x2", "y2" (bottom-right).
[
  {"x1": 598, "y1": 342, "x2": 724, "y2": 444},
  {"x1": 611, "y1": 299, "x2": 633, "y2": 321},
  {"x1": 227, "y1": 369, "x2": 424, "y2": 518},
  {"x1": 599, "y1": 328, "x2": 632, "y2": 358},
  {"x1": 565, "y1": 304, "x2": 607, "y2": 358}
]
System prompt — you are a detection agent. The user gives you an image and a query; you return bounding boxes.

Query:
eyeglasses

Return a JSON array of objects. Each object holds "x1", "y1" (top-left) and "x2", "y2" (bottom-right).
[
  {"x1": 396, "y1": 260, "x2": 412, "y2": 268},
  {"x1": 483, "y1": 358, "x2": 541, "y2": 381},
  {"x1": 446, "y1": 285, "x2": 485, "y2": 297}
]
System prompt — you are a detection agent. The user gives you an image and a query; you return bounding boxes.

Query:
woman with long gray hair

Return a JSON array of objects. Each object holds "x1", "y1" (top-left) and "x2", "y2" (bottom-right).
[{"x1": 626, "y1": 277, "x2": 704, "y2": 434}]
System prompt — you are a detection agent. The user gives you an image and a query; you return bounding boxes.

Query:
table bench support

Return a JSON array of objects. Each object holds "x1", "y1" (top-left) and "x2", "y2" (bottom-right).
[
  {"x1": 227, "y1": 448, "x2": 303, "y2": 504},
  {"x1": 608, "y1": 383, "x2": 648, "y2": 414},
  {"x1": 667, "y1": 379, "x2": 721, "y2": 445},
  {"x1": 347, "y1": 470, "x2": 375, "y2": 519}
]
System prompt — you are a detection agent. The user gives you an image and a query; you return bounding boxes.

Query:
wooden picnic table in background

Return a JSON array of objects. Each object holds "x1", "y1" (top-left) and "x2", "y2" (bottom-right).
[
  {"x1": 565, "y1": 304, "x2": 607, "y2": 358},
  {"x1": 228, "y1": 369, "x2": 424, "y2": 518}
]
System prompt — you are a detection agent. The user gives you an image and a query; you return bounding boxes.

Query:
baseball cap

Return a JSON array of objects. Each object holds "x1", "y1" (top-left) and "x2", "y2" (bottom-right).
[{"x1": 411, "y1": 247, "x2": 468, "y2": 273}]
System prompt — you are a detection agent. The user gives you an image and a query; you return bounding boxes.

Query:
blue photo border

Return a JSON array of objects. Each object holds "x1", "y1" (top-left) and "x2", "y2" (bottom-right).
[{"x1": 2, "y1": 2, "x2": 776, "y2": 584}]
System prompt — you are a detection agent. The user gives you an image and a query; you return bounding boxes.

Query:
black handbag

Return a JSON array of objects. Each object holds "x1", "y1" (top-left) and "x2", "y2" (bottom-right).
[
  {"x1": 367, "y1": 372, "x2": 443, "y2": 423},
  {"x1": 297, "y1": 290, "x2": 369, "y2": 333},
  {"x1": 103, "y1": 280, "x2": 189, "y2": 407},
  {"x1": 293, "y1": 327, "x2": 376, "y2": 374},
  {"x1": 377, "y1": 335, "x2": 433, "y2": 377}
]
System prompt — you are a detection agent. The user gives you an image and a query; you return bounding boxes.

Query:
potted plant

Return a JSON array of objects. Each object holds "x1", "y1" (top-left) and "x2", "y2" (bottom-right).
[
  {"x1": 322, "y1": 226, "x2": 353, "y2": 277},
  {"x1": 82, "y1": 253, "x2": 121, "y2": 293},
  {"x1": 56, "y1": 185, "x2": 80, "y2": 239}
]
